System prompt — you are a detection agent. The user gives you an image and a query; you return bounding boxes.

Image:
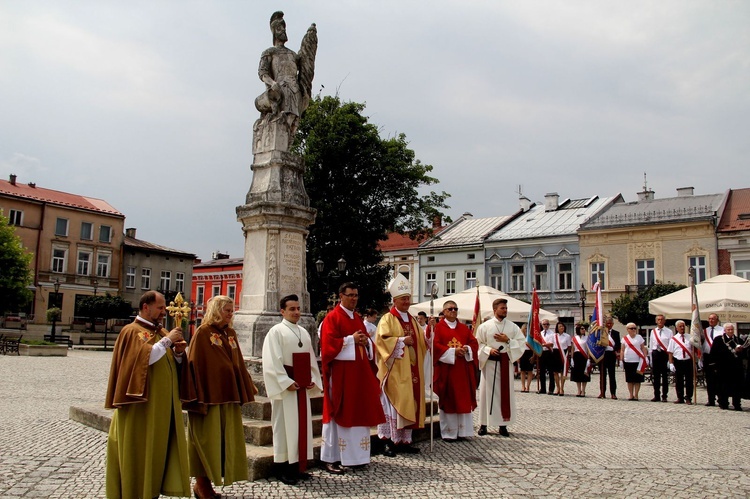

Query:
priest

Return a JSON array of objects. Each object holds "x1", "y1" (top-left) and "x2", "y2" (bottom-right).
[
  {"x1": 262, "y1": 294, "x2": 322, "y2": 485},
  {"x1": 320, "y1": 282, "x2": 385, "y2": 473},
  {"x1": 476, "y1": 298, "x2": 524, "y2": 437},
  {"x1": 105, "y1": 290, "x2": 191, "y2": 499},
  {"x1": 375, "y1": 273, "x2": 427, "y2": 456},
  {"x1": 432, "y1": 300, "x2": 478, "y2": 442}
]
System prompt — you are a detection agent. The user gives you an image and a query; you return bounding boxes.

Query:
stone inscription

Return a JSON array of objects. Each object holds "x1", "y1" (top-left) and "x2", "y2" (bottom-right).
[{"x1": 280, "y1": 232, "x2": 304, "y2": 293}]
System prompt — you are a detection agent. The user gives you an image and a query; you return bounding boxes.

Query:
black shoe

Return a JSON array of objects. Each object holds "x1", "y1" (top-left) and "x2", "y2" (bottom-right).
[
  {"x1": 650, "y1": 397, "x2": 660, "y2": 402},
  {"x1": 478, "y1": 425, "x2": 488, "y2": 436},
  {"x1": 705, "y1": 402, "x2": 715, "y2": 407},
  {"x1": 277, "y1": 472, "x2": 298, "y2": 485},
  {"x1": 720, "y1": 405, "x2": 729, "y2": 410},
  {"x1": 324, "y1": 462, "x2": 346, "y2": 474},
  {"x1": 734, "y1": 406, "x2": 743, "y2": 411},
  {"x1": 382, "y1": 442, "x2": 397, "y2": 457},
  {"x1": 297, "y1": 470, "x2": 312, "y2": 480},
  {"x1": 537, "y1": 390, "x2": 546, "y2": 394},
  {"x1": 499, "y1": 426, "x2": 509, "y2": 437},
  {"x1": 661, "y1": 396, "x2": 668, "y2": 402},
  {"x1": 399, "y1": 444, "x2": 420, "y2": 454},
  {"x1": 442, "y1": 438, "x2": 457, "y2": 443}
]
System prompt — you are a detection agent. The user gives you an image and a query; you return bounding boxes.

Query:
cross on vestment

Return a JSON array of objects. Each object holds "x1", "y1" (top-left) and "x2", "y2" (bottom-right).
[
  {"x1": 447, "y1": 337, "x2": 463, "y2": 348},
  {"x1": 338, "y1": 437, "x2": 347, "y2": 453},
  {"x1": 360, "y1": 437, "x2": 370, "y2": 451}
]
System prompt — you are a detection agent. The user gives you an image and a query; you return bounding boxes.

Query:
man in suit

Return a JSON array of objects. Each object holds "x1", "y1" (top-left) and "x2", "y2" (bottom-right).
[{"x1": 599, "y1": 316, "x2": 621, "y2": 399}]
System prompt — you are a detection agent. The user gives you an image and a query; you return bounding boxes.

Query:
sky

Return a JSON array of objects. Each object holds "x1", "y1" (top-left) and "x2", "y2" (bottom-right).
[{"x1": 2, "y1": 1, "x2": 749, "y2": 261}]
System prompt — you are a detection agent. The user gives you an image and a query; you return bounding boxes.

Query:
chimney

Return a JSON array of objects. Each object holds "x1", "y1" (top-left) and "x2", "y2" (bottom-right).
[
  {"x1": 432, "y1": 215, "x2": 442, "y2": 229},
  {"x1": 676, "y1": 186, "x2": 694, "y2": 197},
  {"x1": 212, "y1": 251, "x2": 230, "y2": 260},
  {"x1": 544, "y1": 192, "x2": 559, "y2": 212},
  {"x1": 637, "y1": 188, "x2": 655, "y2": 202},
  {"x1": 519, "y1": 195, "x2": 532, "y2": 212},
  {"x1": 125, "y1": 228, "x2": 137, "y2": 238},
  {"x1": 9, "y1": 174, "x2": 16, "y2": 185},
  {"x1": 28, "y1": 182, "x2": 36, "y2": 188}
]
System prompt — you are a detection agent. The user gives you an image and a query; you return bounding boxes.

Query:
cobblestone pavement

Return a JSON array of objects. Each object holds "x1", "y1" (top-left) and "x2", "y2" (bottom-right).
[{"x1": 1, "y1": 350, "x2": 749, "y2": 498}]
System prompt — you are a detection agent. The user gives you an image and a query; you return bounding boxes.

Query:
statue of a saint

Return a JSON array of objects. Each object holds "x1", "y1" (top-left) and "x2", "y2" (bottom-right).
[{"x1": 254, "y1": 11, "x2": 317, "y2": 151}]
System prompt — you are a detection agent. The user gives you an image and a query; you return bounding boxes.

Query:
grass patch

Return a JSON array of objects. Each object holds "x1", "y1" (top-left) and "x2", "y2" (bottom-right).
[{"x1": 21, "y1": 339, "x2": 58, "y2": 346}]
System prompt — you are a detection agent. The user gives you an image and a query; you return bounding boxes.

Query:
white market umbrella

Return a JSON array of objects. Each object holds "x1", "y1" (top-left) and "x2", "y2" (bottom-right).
[
  {"x1": 648, "y1": 274, "x2": 750, "y2": 322},
  {"x1": 409, "y1": 285, "x2": 558, "y2": 323}
]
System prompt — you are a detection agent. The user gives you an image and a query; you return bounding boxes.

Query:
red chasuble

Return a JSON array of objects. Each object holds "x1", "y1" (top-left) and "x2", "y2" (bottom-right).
[
  {"x1": 433, "y1": 320, "x2": 478, "y2": 414},
  {"x1": 320, "y1": 305, "x2": 385, "y2": 427}
]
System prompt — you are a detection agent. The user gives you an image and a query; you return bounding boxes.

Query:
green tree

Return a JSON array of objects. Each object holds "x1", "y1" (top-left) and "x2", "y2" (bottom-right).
[
  {"x1": 610, "y1": 282, "x2": 686, "y2": 326},
  {"x1": 0, "y1": 212, "x2": 33, "y2": 314},
  {"x1": 77, "y1": 294, "x2": 133, "y2": 332},
  {"x1": 293, "y1": 95, "x2": 451, "y2": 314}
]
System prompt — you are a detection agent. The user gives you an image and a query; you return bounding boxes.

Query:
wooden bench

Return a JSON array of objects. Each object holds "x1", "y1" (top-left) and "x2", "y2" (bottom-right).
[
  {"x1": 1, "y1": 334, "x2": 23, "y2": 355},
  {"x1": 44, "y1": 334, "x2": 73, "y2": 348}
]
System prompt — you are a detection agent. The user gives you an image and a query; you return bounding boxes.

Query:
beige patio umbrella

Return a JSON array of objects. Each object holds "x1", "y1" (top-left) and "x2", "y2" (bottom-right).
[
  {"x1": 648, "y1": 274, "x2": 750, "y2": 322},
  {"x1": 409, "y1": 285, "x2": 558, "y2": 323}
]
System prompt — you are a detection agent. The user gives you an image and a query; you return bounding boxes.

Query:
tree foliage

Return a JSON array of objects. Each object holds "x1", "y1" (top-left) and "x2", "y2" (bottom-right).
[
  {"x1": 0, "y1": 213, "x2": 33, "y2": 314},
  {"x1": 77, "y1": 293, "x2": 134, "y2": 331},
  {"x1": 293, "y1": 95, "x2": 451, "y2": 314},
  {"x1": 610, "y1": 283, "x2": 686, "y2": 326}
]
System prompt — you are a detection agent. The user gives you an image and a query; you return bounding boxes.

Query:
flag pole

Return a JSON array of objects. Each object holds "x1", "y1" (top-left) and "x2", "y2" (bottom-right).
[{"x1": 429, "y1": 283, "x2": 438, "y2": 453}]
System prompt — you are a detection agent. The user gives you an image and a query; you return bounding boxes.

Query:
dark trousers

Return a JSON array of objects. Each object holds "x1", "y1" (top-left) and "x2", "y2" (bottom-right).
[
  {"x1": 651, "y1": 350, "x2": 669, "y2": 399},
  {"x1": 599, "y1": 350, "x2": 617, "y2": 395},
  {"x1": 703, "y1": 352, "x2": 718, "y2": 404},
  {"x1": 538, "y1": 351, "x2": 552, "y2": 393},
  {"x1": 674, "y1": 358, "x2": 694, "y2": 402}
]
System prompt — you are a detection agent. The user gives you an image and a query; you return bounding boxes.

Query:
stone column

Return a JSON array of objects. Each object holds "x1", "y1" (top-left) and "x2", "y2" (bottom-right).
[{"x1": 234, "y1": 126, "x2": 317, "y2": 357}]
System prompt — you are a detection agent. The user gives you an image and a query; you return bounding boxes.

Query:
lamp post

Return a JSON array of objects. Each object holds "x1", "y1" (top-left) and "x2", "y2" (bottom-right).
[
  {"x1": 315, "y1": 255, "x2": 347, "y2": 305},
  {"x1": 578, "y1": 283, "x2": 587, "y2": 325},
  {"x1": 50, "y1": 279, "x2": 60, "y2": 342},
  {"x1": 92, "y1": 279, "x2": 98, "y2": 296}
]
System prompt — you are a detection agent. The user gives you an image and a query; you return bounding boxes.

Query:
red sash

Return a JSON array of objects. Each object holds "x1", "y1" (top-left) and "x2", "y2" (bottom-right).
[
  {"x1": 671, "y1": 334, "x2": 693, "y2": 360},
  {"x1": 651, "y1": 329, "x2": 668, "y2": 352},
  {"x1": 554, "y1": 334, "x2": 569, "y2": 376},
  {"x1": 572, "y1": 336, "x2": 586, "y2": 356},
  {"x1": 292, "y1": 352, "x2": 311, "y2": 472},
  {"x1": 623, "y1": 335, "x2": 648, "y2": 374},
  {"x1": 705, "y1": 327, "x2": 715, "y2": 349}
]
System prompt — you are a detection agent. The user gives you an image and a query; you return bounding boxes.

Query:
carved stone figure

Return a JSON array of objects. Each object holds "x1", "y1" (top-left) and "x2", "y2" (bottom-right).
[{"x1": 254, "y1": 11, "x2": 317, "y2": 152}]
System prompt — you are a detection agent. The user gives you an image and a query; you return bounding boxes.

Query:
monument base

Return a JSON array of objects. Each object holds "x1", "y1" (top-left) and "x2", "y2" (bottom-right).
[{"x1": 234, "y1": 310, "x2": 317, "y2": 358}]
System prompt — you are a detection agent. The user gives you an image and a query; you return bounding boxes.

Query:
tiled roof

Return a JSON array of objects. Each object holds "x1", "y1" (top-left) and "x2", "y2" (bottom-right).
[
  {"x1": 487, "y1": 196, "x2": 619, "y2": 241},
  {"x1": 420, "y1": 215, "x2": 513, "y2": 249},
  {"x1": 718, "y1": 188, "x2": 750, "y2": 232},
  {"x1": 378, "y1": 226, "x2": 446, "y2": 252},
  {"x1": 580, "y1": 193, "x2": 725, "y2": 230},
  {"x1": 0, "y1": 179, "x2": 123, "y2": 216},
  {"x1": 124, "y1": 236, "x2": 196, "y2": 258},
  {"x1": 194, "y1": 257, "x2": 244, "y2": 268}
]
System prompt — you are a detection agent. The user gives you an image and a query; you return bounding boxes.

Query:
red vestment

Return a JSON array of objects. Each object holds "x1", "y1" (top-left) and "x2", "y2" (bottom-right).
[
  {"x1": 320, "y1": 305, "x2": 384, "y2": 427},
  {"x1": 433, "y1": 320, "x2": 478, "y2": 414}
]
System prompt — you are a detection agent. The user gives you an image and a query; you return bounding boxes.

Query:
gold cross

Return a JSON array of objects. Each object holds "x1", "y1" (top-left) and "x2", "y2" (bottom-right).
[
  {"x1": 338, "y1": 437, "x2": 347, "y2": 453},
  {"x1": 166, "y1": 292, "x2": 191, "y2": 328},
  {"x1": 360, "y1": 437, "x2": 370, "y2": 451},
  {"x1": 447, "y1": 337, "x2": 462, "y2": 348}
]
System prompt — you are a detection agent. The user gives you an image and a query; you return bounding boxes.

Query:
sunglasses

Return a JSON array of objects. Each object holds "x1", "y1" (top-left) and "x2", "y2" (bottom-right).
[{"x1": 445, "y1": 307, "x2": 458, "y2": 312}]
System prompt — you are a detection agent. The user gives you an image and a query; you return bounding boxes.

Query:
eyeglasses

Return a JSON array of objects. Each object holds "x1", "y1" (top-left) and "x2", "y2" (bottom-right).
[
  {"x1": 627, "y1": 327, "x2": 636, "y2": 330},
  {"x1": 445, "y1": 307, "x2": 458, "y2": 312},
  {"x1": 342, "y1": 293, "x2": 358, "y2": 298}
]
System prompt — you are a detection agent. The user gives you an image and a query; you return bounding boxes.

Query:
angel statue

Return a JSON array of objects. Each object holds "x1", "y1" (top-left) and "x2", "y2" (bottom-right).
[{"x1": 254, "y1": 11, "x2": 317, "y2": 152}]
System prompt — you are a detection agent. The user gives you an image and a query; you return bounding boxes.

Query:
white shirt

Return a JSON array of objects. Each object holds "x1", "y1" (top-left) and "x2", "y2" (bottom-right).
[
  {"x1": 668, "y1": 333, "x2": 693, "y2": 360},
  {"x1": 703, "y1": 325, "x2": 724, "y2": 354},
  {"x1": 542, "y1": 329, "x2": 555, "y2": 350},
  {"x1": 622, "y1": 334, "x2": 646, "y2": 363},
  {"x1": 649, "y1": 327, "x2": 673, "y2": 352},
  {"x1": 551, "y1": 332, "x2": 572, "y2": 351}
]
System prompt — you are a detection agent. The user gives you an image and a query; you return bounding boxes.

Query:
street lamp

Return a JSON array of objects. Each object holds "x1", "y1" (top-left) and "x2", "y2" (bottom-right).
[
  {"x1": 50, "y1": 279, "x2": 60, "y2": 342},
  {"x1": 578, "y1": 283, "x2": 587, "y2": 325},
  {"x1": 315, "y1": 255, "x2": 347, "y2": 304},
  {"x1": 92, "y1": 278, "x2": 98, "y2": 296}
]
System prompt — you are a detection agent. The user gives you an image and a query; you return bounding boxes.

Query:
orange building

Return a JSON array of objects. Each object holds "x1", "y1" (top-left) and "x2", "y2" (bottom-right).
[{"x1": 191, "y1": 252, "x2": 243, "y2": 325}]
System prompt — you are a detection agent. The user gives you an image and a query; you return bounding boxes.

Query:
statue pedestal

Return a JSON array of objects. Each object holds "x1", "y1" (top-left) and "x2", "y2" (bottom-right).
[{"x1": 235, "y1": 146, "x2": 317, "y2": 357}]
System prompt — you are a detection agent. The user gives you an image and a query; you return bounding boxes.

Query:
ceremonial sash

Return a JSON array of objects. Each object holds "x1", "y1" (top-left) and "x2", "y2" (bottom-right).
[
  {"x1": 651, "y1": 330, "x2": 668, "y2": 352},
  {"x1": 671, "y1": 335, "x2": 693, "y2": 360},
  {"x1": 291, "y1": 352, "x2": 311, "y2": 472},
  {"x1": 623, "y1": 336, "x2": 648, "y2": 374},
  {"x1": 705, "y1": 327, "x2": 714, "y2": 349},
  {"x1": 572, "y1": 336, "x2": 586, "y2": 356},
  {"x1": 554, "y1": 334, "x2": 569, "y2": 376}
]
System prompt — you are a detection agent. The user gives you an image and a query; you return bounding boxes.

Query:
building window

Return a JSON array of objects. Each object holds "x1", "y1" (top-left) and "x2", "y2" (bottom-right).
[
  {"x1": 227, "y1": 284, "x2": 236, "y2": 302},
  {"x1": 558, "y1": 262, "x2": 573, "y2": 290},
  {"x1": 141, "y1": 268, "x2": 151, "y2": 289},
  {"x1": 591, "y1": 262, "x2": 606, "y2": 289},
  {"x1": 126, "y1": 266, "x2": 136, "y2": 288},
  {"x1": 467, "y1": 253, "x2": 475, "y2": 260},
  {"x1": 425, "y1": 272, "x2": 436, "y2": 294},
  {"x1": 175, "y1": 272, "x2": 185, "y2": 293},
  {"x1": 636, "y1": 259, "x2": 655, "y2": 286},
  {"x1": 8, "y1": 209, "x2": 23, "y2": 226},
  {"x1": 212, "y1": 285, "x2": 221, "y2": 298},
  {"x1": 160, "y1": 271, "x2": 171, "y2": 291},
  {"x1": 465, "y1": 270, "x2": 477, "y2": 289},
  {"x1": 96, "y1": 254, "x2": 111, "y2": 277},
  {"x1": 489, "y1": 266, "x2": 502, "y2": 291},
  {"x1": 196, "y1": 286, "x2": 205, "y2": 305},
  {"x1": 511, "y1": 265, "x2": 525, "y2": 292},
  {"x1": 52, "y1": 248, "x2": 67, "y2": 273},
  {"x1": 77, "y1": 251, "x2": 91, "y2": 275},
  {"x1": 688, "y1": 256, "x2": 706, "y2": 284},
  {"x1": 427, "y1": 256, "x2": 435, "y2": 262},
  {"x1": 55, "y1": 218, "x2": 69, "y2": 236},
  {"x1": 80, "y1": 222, "x2": 93, "y2": 240},
  {"x1": 99, "y1": 225, "x2": 112, "y2": 243},
  {"x1": 735, "y1": 260, "x2": 750, "y2": 280},
  {"x1": 445, "y1": 272, "x2": 456, "y2": 295},
  {"x1": 534, "y1": 264, "x2": 549, "y2": 291}
]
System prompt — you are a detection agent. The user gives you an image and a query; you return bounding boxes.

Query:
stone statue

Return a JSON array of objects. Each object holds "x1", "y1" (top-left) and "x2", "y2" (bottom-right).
[{"x1": 254, "y1": 11, "x2": 317, "y2": 153}]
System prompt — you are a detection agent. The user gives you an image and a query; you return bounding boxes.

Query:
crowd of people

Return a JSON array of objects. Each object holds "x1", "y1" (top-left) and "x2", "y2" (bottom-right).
[{"x1": 103, "y1": 282, "x2": 747, "y2": 497}]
